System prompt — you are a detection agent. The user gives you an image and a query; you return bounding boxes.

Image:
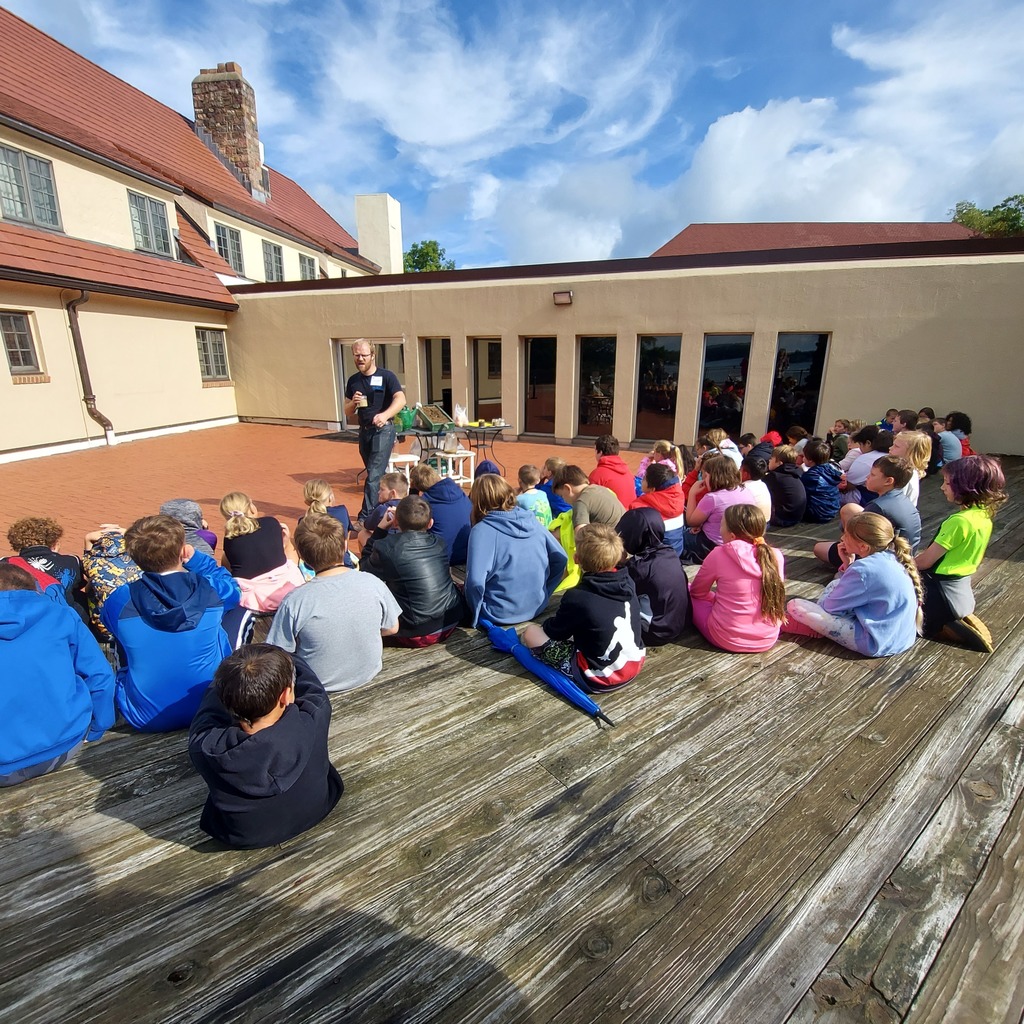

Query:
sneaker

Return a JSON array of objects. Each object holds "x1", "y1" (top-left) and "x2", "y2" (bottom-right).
[{"x1": 940, "y1": 615, "x2": 993, "y2": 653}]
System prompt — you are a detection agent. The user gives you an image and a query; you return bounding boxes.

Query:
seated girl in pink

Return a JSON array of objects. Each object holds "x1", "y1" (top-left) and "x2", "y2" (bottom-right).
[
  {"x1": 690, "y1": 504, "x2": 786, "y2": 652},
  {"x1": 681, "y1": 454, "x2": 751, "y2": 564}
]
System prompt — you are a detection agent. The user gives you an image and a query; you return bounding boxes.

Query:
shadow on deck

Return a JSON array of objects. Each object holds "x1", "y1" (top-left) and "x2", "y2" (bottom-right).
[{"x1": 2, "y1": 461, "x2": 1022, "y2": 1024}]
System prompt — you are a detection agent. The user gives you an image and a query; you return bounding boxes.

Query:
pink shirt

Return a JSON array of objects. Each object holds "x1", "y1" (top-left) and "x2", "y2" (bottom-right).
[
  {"x1": 690, "y1": 540, "x2": 785, "y2": 652},
  {"x1": 694, "y1": 488, "x2": 755, "y2": 546}
]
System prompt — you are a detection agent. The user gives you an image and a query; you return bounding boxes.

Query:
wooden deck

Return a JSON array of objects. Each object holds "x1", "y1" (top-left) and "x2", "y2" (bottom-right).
[{"x1": 2, "y1": 461, "x2": 1022, "y2": 1024}]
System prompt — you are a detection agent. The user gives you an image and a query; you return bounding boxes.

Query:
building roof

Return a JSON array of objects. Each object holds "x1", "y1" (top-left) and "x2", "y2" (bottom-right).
[
  {"x1": 0, "y1": 220, "x2": 237, "y2": 310},
  {"x1": 174, "y1": 208, "x2": 242, "y2": 279},
  {"x1": 0, "y1": 8, "x2": 375, "y2": 272},
  {"x1": 651, "y1": 222, "x2": 978, "y2": 258}
]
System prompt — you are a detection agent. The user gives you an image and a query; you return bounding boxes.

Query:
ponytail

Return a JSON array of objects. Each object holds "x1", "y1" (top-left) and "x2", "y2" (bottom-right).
[
  {"x1": 892, "y1": 535, "x2": 925, "y2": 634},
  {"x1": 671, "y1": 445, "x2": 686, "y2": 476},
  {"x1": 303, "y1": 478, "x2": 333, "y2": 517},
  {"x1": 847, "y1": 513, "x2": 924, "y2": 635},
  {"x1": 219, "y1": 491, "x2": 260, "y2": 539}
]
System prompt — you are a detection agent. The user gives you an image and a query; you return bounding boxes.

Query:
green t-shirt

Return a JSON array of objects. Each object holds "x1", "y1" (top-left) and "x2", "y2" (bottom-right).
[{"x1": 933, "y1": 506, "x2": 993, "y2": 576}]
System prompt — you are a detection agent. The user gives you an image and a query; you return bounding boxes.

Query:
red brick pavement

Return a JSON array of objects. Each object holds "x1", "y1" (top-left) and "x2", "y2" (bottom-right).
[{"x1": 0, "y1": 424, "x2": 644, "y2": 556}]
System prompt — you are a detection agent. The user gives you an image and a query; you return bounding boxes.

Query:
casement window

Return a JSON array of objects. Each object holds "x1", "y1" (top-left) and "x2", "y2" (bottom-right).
[
  {"x1": 2, "y1": 312, "x2": 41, "y2": 373},
  {"x1": 262, "y1": 240, "x2": 284, "y2": 282},
  {"x1": 128, "y1": 191, "x2": 172, "y2": 256},
  {"x1": 0, "y1": 145, "x2": 61, "y2": 229},
  {"x1": 299, "y1": 253, "x2": 318, "y2": 280},
  {"x1": 196, "y1": 327, "x2": 229, "y2": 381},
  {"x1": 214, "y1": 223, "x2": 244, "y2": 274}
]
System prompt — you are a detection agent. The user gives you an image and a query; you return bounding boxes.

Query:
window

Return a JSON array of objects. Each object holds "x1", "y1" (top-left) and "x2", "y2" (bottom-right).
[
  {"x1": 299, "y1": 254, "x2": 318, "y2": 280},
  {"x1": 635, "y1": 335, "x2": 681, "y2": 441},
  {"x1": 2, "y1": 312, "x2": 40, "y2": 373},
  {"x1": 577, "y1": 336, "x2": 616, "y2": 438},
  {"x1": 214, "y1": 223, "x2": 244, "y2": 275},
  {"x1": 127, "y1": 191, "x2": 171, "y2": 256},
  {"x1": 0, "y1": 145, "x2": 61, "y2": 228},
  {"x1": 441, "y1": 338, "x2": 451, "y2": 377},
  {"x1": 196, "y1": 328, "x2": 229, "y2": 381},
  {"x1": 768, "y1": 332, "x2": 830, "y2": 435},
  {"x1": 487, "y1": 342, "x2": 502, "y2": 378},
  {"x1": 262, "y1": 240, "x2": 284, "y2": 282},
  {"x1": 699, "y1": 333, "x2": 752, "y2": 436}
]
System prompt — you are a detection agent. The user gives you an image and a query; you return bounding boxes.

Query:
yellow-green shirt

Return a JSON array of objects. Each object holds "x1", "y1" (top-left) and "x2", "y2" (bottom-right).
[{"x1": 933, "y1": 507, "x2": 992, "y2": 576}]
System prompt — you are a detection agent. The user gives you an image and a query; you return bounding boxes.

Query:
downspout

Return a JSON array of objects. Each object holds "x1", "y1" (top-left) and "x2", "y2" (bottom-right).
[{"x1": 64, "y1": 290, "x2": 116, "y2": 445}]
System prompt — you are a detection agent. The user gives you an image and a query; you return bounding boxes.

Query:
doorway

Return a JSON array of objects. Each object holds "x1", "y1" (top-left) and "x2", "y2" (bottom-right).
[{"x1": 523, "y1": 337, "x2": 556, "y2": 434}]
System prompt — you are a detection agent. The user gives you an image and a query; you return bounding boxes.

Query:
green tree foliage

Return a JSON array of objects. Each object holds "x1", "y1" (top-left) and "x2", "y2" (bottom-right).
[
  {"x1": 403, "y1": 239, "x2": 456, "y2": 272},
  {"x1": 951, "y1": 194, "x2": 1024, "y2": 236}
]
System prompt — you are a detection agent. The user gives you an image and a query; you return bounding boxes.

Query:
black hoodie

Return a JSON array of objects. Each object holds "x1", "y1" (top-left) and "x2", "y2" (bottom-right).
[
  {"x1": 617, "y1": 508, "x2": 691, "y2": 645},
  {"x1": 188, "y1": 655, "x2": 343, "y2": 849}
]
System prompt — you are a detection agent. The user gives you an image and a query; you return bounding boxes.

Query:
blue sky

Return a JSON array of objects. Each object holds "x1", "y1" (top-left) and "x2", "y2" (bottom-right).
[{"x1": 9, "y1": 0, "x2": 1023, "y2": 267}]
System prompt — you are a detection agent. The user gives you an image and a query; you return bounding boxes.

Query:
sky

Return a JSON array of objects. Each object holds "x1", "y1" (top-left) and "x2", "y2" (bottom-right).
[{"x1": 7, "y1": 0, "x2": 1023, "y2": 268}]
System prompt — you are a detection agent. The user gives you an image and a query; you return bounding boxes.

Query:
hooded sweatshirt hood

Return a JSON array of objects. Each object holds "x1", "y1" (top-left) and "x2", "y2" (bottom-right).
[
  {"x1": 160, "y1": 499, "x2": 204, "y2": 531},
  {"x1": 590, "y1": 454, "x2": 637, "y2": 507},
  {"x1": 481, "y1": 505, "x2": 541, "y2": 537},
  {"x1": 617, "y1": 507, "x2": 665, "y2": 555},
  {"x1": 127, "y1": 572, "x2": 213, "y2": 632},
  {"x1": 0, "y1": 588, "x2": 53, "y2": 640}
]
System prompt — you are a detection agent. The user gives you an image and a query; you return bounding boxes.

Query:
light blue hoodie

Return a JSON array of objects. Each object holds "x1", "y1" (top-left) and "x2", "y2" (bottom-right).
[{"x1": 464, "y1": 507, "x2": 567, "y2": 626}]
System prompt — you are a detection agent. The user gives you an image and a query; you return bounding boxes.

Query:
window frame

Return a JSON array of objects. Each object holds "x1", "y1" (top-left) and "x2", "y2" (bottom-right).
[
  {"x1": 214, "y1": 223, "x2": 245, "y2": 275},
  {"x1": 262, "y1": 240, "x2": 284, "y2": 283},
  {"x1": 195, "y1": 327, "x2": 230, "y2": 382},
  {"x1": 299, "y1": 253, "x2": 318, "y2": 280},
  {"x1": 2, "y1": 311, "x2": 41, "y2": 374},
  {"x1": 0, "y1": 144, "x2": 62, "y2": 229},
  {"x1": 127, "y1": 190, "x2": 172, "y2": 256}
]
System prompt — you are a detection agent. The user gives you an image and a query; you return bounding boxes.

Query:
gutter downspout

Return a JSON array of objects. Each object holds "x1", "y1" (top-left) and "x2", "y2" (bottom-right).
[{"x1": 65, "y1": 290, "x2": 116, "y2": 445}]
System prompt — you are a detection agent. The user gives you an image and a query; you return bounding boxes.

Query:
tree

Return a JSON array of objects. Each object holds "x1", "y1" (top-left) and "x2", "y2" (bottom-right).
[
  {"x1": 403, "y1": 239, "x2": 456, "y2": 273},
  {"x1": 951, "y1": 194, "x2": 1024, "y2": 236}
]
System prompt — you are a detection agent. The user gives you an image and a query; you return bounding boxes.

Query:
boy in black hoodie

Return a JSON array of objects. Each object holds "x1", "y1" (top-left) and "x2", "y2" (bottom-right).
[
  {"x1": 765, "y1": 445, "x2": 807, "y2": 528},
  {"x1": 522, "y1": 524, "x2": 646, "y2": 691},
  {"x1": 189, "y1": 644, "x2": 343, "y2": 849}
]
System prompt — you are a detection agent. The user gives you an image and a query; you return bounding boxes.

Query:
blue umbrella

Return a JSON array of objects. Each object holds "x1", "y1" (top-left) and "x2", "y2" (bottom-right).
[{"x1": 479, "y1": 618, "x2": 616, "y2": 727}]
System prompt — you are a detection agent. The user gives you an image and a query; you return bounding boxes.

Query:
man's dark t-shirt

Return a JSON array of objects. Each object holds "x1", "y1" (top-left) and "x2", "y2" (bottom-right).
[{"x1": 345, "y1": 368, "x2": 403, "y2": 431}]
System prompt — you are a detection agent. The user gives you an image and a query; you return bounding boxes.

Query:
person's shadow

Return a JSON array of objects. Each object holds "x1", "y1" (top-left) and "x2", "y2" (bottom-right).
[{"x1": 4, "y1": 828, "x2": 537, "y2": 1023}]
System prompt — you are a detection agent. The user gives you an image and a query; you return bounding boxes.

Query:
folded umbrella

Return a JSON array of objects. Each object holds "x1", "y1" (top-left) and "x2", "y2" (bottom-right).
[{"x1": 479, "y1": 618, "x2": 615, "y2": 727}]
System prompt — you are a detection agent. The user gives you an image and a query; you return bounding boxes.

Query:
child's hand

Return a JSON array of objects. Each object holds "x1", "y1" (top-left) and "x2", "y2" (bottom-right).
[
  {"x1": 379, "y1": 507, "x2": 397, "y2": 530},
  {"x1": 836, "y1": 539, "x2": 855, "y2": 569},
  {"x1": 182, "y1": 543, "x2": 196, "y2": 563}
]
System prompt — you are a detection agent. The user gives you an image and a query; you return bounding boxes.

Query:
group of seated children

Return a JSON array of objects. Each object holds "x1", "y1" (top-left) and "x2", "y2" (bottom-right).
[{"x1": 0, "y1": 409, "x2": 1007, "y2": 855}]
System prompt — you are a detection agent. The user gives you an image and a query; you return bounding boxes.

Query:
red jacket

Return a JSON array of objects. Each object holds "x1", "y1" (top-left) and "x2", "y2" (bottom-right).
[
  {"x1": 629, "y1": 484, "x2": 685, "y2": 524},
  {"x1": 590, "y1": 455, "x2": 636, "y2": 508}
]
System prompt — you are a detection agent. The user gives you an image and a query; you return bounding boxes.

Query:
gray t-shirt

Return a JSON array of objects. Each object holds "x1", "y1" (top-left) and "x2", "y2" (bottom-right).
[
  {"x1": 574, "y1": 484, "x2": 625, "y2": 528},
  {"x1": 267, "y1": 571, "x2": 401, "y2": 692}
]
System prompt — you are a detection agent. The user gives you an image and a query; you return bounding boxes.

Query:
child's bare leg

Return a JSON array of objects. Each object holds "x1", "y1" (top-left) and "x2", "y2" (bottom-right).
[
  {"x1": 813, "y1": 541, "x2": 835, "y2": 564},
  {"x1": 521, "y1": 624, "x2": 549, "y2": 649},
  {"x1": 839, "y1": 503, "x2": 864, "y2": 528}
]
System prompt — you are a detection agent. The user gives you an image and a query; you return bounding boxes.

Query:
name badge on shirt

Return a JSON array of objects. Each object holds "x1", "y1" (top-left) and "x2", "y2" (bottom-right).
[{"x1": 371, "y1": 375, "x2": 383, "y2": 387}]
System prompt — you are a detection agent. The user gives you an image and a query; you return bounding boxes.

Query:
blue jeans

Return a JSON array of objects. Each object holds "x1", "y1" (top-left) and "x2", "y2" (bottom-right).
[{"x1": 359, "y1": 423, "x2": 396, "y2": 520}]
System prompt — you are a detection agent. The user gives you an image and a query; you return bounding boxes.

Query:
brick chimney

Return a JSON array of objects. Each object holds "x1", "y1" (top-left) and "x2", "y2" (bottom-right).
[{"x1": 192, "y1": 62, "x2": 269, "y2": 201}]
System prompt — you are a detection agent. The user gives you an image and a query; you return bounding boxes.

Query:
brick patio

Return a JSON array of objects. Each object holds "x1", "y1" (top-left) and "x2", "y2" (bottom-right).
[{"x1": 0, "y1": 424, "x2": 644, "y2": 554}]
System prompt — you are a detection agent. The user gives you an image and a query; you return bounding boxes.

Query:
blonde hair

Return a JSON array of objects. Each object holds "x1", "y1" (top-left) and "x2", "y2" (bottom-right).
[
  {"x1": 845, "y1": 512, "x2": 924, "y2": 631},
  {"x1": 848, "y1": 419, "x2": 866, "y2": 432},
  {"x1": 772, "y1": 444, "x2": 797, "y2": 465},
  {"x1": 410, "y1": 462, "x2": 440, "y2": 492},
  {"x1": 470, "y1": 474, "x2": 517, "y2": 525},
  {"x1": 722, "y1": 504, "x2": 786, "y2": 623},
  {"x1": 702, "y1": 453, "x2": 741, "y2": 492},
  {"x1": 575, "y1": 524, "x2": 624, "y2": 574},
  {"x1": 303, "y1": 478, "x2": 333, "y2": 516},
  {"x1": 705, "y1": 427, "x2": 729, "y2": 448},
  {"x1": 220, "y1": 492, "x2": 260, "y2": 539},
  {"x1": 543, "y1": 456, "x2": 565, "y2": 476},
  {"x1": 651, "y1": 439, "x2": 685, "y2": 472},
  {"x1": 892, "y1": 430, "x2": 930, "y2": 478}
]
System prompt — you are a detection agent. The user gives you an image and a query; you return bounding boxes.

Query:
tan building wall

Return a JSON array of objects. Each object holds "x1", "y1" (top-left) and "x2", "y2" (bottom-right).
[
  {"x1": 228, "y1": 254, "x2": 1024, "y2": 454},
  {"x1": 1, "y1": 283, "x2": 234, "y2": 455}
]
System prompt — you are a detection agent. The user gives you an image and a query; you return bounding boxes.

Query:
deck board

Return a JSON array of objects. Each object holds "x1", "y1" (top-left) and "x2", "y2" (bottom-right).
[{"x1": 1, "y1": 462, "x2": 1022, "y2": 1023}]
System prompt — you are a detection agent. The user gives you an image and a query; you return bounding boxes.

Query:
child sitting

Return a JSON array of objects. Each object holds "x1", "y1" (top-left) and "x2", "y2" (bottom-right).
[
  {"x1": 160, "y1": 499, "x2": 216, "y2": 557},
  {"x1": 552, "y1": 464, "x2": 625, "y2": 531},
  {"x1": 410, "y1": 462, "x2": 472, "y2": 565},
  {"x1": 516, "y1": 464, "x2": 553, "y2": 527},
  {"x1": 690, "y1": 504, "x2": 786, "y2": 653},
  {"x1": 363, "y1": 496, "x2": 467, "y2": 646},
  {"x1": 739, "y1": 454, "x2": 772, "y2": 520},
  {"x1": 4, "y1": 516, "x2": 87, "y2": 618},
  {"x1": 0, "y1": 563, "x2": 114, "y2": 786},
  {"x1": 915, "y1": 455, "x2": 1007, "y2": 652},
  {"x1": 785, "y1": 512, "x2": 922, "y2": 657},
  {"x1": 682, "y1": 453, "x2": 751, "y2": 563},
  {"x1": 629, "y1": 463, "x2": 686, "y2": 555},
  {"x1": 841, "y1": 429, "x2": 893, "y2": 504},
  {"x1": 103, "y1": 515, "x2": 242, "y2": 731},
  {"x1": 522, "y1": 524, "x2": 646, "y2": 691},
  {"x1": 356, "y1": 472, "x2": 408, "y2": 562},
  {"x1": 188, "y1": 644, "x2": 344, "y2": 849},
  {"x1": 589, "y1": 434, "x2": 636, "y2": 508},
  {"x1": 801, "y1": 438, "x2": 843, "y2": 523},
  {"x1": 300, "y1": 478, "x2": 357, "y2": 568},
  {"x1": 538, "y1": 457, "x2": 572, "y2": 516},
  {"x1": 636, "y1": 439, "x2": 685, "y2": 481},
  {"x1": 765, "y1": 445, "x2": 807, "y2": 527},
  {"x1": 888, "y1": 431, "x2": 930, "y2": 507},
  {"x1": 220, "y1": 492, "x2": 304, "y2": 612},
  {"x1": 267, "y1": 515, "x2": 400, "y2": 692},
  {"x1": 616, "y1": 508, "x2": 691, "y2": 646}
]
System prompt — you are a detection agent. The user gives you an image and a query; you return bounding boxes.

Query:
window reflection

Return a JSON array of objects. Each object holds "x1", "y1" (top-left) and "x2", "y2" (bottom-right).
[
  {"x1": 635, "y1": 335, "x2": 680, "y2": 440},
  {"x1": 699, "y1": 334, "x2": 751, "y2": 437},
  {"x1": 524, "y1": 337, "x2": 556, "y2": 434},
  {"x1": 768, "y1": 333, "x2": 829, "y2": 435},
  {"x1": 577, "y1": 336, "x2": 616, "y2": 438}
]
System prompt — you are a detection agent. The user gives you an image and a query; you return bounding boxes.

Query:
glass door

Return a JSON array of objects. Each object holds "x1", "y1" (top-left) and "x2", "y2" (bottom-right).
[
  {"x1": 472, "y1": 338, "x2": 502, "y2": 422},
  {"x1": 635, "y1": 335, "x2": 681, "y2": 440},
  {"x1": 768, "y1": 332, "x2": 829, "y2": 435},
  {"x1": 524, "y1": 337, "x2": 556, "y2": 434},
  {"x1": 699, "y1": 334, "x2": 751, "y2": 437},
  {"x1": 577, "y1": 336, "x2": 616, "y2": 438}
]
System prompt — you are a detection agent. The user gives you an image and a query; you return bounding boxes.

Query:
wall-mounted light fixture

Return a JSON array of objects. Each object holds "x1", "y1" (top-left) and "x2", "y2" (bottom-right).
[{"x1": 552, "y1": 290, "x2": 573, "y2": 306}]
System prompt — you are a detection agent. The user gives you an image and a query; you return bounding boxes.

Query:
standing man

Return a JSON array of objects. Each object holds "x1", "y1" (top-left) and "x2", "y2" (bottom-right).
[{"x1": 345, "y1": 339, "x2": 406, "y2": 525}]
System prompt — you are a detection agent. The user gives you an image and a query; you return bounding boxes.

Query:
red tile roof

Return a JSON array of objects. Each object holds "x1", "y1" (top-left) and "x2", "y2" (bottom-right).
[
  {"x1": 0, "y1": 9, "x2": 375, "y2": 271},
  {"x1": 652, "y1": 222, "x2": 978, "y2": 258},
  {"x1": 0, "y1": 221, "x2": 236, "y2": 309},
  {"x1": 175, "y1": 208, "x2": 240, "y2": 278}
]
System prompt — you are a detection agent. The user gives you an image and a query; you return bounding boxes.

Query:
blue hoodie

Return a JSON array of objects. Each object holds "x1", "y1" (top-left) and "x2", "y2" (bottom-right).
[
  {"x1": 101, "y1": 550, "x2": 241, "y2": 732},
  {"x1": 0, "y1": 590, "x2": 114, "y2": 775},
  {"x1": 464, "y1": 506, "x2": 568, "y2": 626},
  {"x1": 423, "y1": 477, "x2": 473, "y2": 565},
  {"x1": 802, "y1": 461, "x2": 843, "y2": 522}
]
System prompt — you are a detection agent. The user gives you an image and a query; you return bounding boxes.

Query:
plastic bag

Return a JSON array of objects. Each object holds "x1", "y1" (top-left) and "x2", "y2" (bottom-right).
[{"x1": 453, "y1": 403, "x2": 469, "y2": 427}]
